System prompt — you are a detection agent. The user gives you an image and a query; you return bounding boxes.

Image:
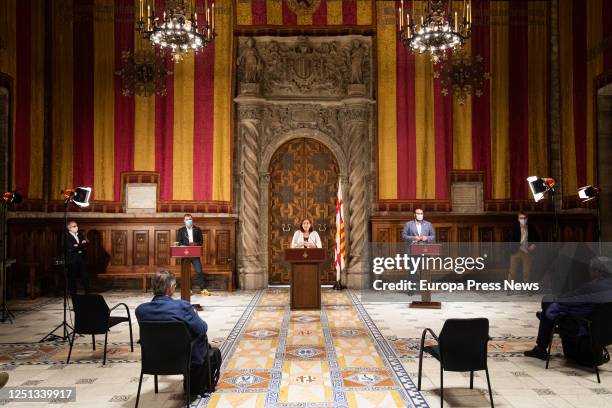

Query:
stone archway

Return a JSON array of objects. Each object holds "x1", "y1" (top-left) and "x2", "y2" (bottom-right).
[
  {"x1": 233, "y1": 36, "x2": 376, "y2": 290},
  {"x1": 267, "y1": 137, "x2": 340, "y2": 285}
]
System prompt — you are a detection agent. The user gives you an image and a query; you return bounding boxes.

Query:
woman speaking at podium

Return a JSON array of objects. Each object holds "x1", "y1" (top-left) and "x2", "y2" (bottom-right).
[{"x1": 291, "y1": 219, "x2": 322, "y2": 249}]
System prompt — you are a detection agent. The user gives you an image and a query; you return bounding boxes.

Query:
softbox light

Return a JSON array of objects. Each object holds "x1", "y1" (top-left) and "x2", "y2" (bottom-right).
[
  {"x1": 527, "y1": 176, "x2": 556, "y2": 203},
  {"x1": 62, "y1": 187, "x2": 92, "y2": 207},
  {"x1": 578, "y1": 185, "x2": 600, "y2": 202},
  {"x1": 1, "y1": 191, "x2": 23, "y2": 204}
]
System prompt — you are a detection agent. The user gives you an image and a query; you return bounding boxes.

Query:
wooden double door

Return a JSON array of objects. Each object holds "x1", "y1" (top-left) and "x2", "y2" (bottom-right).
[{"x1": 268, "y1": 138, "x2": 339, "y2": 285}]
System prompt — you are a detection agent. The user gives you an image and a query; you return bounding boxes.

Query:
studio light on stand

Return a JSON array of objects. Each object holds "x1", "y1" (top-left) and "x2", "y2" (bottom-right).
[
  {"x1": 40, "y1": 187, "x2": 91, "y2": 342},
  {"x1": 1, "y1": 191, "x2": 22, "y2": 323},
  {"x1": 578, "y1": 185, "x2": 602, "y2": 255},
  {"x1": 527, "y1": 176, "x2": 559, "y2": 240}
]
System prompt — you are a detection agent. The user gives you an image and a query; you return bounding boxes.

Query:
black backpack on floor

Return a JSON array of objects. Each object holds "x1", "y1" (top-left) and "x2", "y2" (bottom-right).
[{"x1": 203, "y1": 343, "x2": 222, "y2": 392}]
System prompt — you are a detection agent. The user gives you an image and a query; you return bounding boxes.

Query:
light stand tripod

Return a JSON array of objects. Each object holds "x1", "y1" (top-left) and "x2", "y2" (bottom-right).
[
  {"x1": 1, "y1": 202, "x2": 15, "y2": 323},
  {"x1": 39, "y1": 200, "x2": 74, "y2": 342}
]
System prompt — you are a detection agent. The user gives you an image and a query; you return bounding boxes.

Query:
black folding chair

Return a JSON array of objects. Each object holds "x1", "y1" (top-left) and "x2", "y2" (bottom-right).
[
  {"x1": 68, "y1": 294, "x2": 134, "y2": 365},
  {"x1": 135, "y1": 321, "x2": 201, "y2": 408},
  {"x1": 546, "y1": 302, "x2": 612, "y2": 383},
  {"x1": 418, "y1": 318, "x2": 493, "y2": 408}
]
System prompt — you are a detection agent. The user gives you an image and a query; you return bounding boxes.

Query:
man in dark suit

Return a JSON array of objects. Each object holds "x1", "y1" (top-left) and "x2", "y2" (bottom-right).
[
  {"x1": 136, "y1": 271, "x2": 209, "y2": 399},
  {"x1": 65, "y1": 220, "x2": 89, "y2": 294},
  {"x1": 508, "y1": 212, "x2": 539, "y2": 283},
  {"x1": 176, "y1": 214, "x2": 209, "y2": 296}
]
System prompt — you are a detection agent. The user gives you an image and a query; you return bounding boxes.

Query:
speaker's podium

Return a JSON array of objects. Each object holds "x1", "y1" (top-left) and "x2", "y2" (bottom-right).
[
  {"x1": 284, "y1": 248, "x2": 325, "y2": 310},
  {"x1": 409, "y1": 243, "x2": 442, "y2": 309},
  {"x1": 170, "y1": 245, "x2": 202, "y2": 302}
]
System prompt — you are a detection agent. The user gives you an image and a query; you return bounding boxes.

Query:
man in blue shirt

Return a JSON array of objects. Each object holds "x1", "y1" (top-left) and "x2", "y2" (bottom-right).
[{"x1": 136, "y1": 271, "x2": 209, "y2": 398}]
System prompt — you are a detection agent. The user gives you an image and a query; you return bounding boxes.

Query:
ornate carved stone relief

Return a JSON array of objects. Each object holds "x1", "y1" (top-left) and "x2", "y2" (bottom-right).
[
  {"x1": 234, "y1": 36, "x2": 375, "y2": 290},
  {"x1": 236, "y1": 36, "x2": 372, "y2": 99}
]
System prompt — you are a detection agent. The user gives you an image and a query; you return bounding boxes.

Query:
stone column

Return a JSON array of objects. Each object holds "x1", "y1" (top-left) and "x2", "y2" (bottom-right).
[
  {"x1": 341, "y1": 103, "x2": 372, "y2": 288},
  {"x1": 235, "y1": 102, "x2": 266, "y2": 289}
]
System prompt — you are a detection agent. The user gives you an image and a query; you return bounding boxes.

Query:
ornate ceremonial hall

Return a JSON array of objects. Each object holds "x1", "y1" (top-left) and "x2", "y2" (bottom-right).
[{"x1": 0, "y1": 0, "x2": 612, "y2": 407}]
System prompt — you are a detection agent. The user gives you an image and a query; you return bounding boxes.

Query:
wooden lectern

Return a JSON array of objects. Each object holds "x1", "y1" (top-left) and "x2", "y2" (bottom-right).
[
  {"x1": 284, "y1": 248, "x2": 325, "y2": 310},
  {"x1": 170, "y1": 245, "x2": 202, "y2": 302},
  {"x1": 409, "y1": 243, "x2": 442, "y2": 309}
]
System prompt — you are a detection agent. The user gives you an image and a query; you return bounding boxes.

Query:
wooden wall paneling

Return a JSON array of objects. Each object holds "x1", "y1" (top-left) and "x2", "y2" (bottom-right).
[
  {"x1": 111, "y1": 230, "x2": 128, "y2": 266},
  {"x1": 133, "y1": 230, "x2": 149, "y2": 265},
  {"x1": 155, "y1": 230, "x2": 170, "y2": 266},
  {"x1": 216, "y1": 229, "x2": 229, "y2": 266},
  {"x1": 202, "y1": 229, "x2": 210, "y2": 265}
]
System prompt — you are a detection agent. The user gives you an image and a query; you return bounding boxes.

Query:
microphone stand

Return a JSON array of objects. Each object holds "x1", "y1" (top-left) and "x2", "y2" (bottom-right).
[{"x1": 40, "y1": 199, "x2": 74, "y2": 342}]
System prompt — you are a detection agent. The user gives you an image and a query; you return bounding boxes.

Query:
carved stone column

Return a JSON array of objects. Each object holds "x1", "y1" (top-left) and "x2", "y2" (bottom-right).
[
  {"x1": 341, "y1": 103, "x2": 373, "y2": 288},
  {"x1": 235, "y1": 102, "x2": 266, "y2": 289}
]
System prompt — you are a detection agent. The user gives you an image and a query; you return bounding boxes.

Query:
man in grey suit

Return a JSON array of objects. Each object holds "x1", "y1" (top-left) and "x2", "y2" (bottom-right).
[{"x1": 402, "y1": 208, "x2": 436, "y2": 243}]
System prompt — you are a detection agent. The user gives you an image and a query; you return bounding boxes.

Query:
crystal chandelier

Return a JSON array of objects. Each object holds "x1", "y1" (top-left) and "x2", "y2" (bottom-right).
[
  {"x1": 398, "y1": 0, "x2": 472, "y2": 63},
  {"x1": 136, "y1": 0, "x2": 215, "y2": 63}
]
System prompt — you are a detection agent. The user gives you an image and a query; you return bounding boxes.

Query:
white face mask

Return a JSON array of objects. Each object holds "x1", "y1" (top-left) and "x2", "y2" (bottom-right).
[
  {"x1": 69, "y1": 226, "x2": 78, "y2": 233},
  {"x1": 185, "y1": 219, "x2": 193, "y2": 227},
  {"x1": 519, "y1": 219, "x2": 527, "y2": 225},
  {"x1": 415, "y1": 214, "x2": 424, "y2": 221}
]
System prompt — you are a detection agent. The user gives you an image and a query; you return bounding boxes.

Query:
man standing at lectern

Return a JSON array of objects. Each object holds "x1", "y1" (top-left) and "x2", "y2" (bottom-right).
[
  {"x1": 177, "y1": 214, "x2": 209, "y2": 296},
  {"x1": 402, "y1": 208, "x2": 436, "y2": 243}
]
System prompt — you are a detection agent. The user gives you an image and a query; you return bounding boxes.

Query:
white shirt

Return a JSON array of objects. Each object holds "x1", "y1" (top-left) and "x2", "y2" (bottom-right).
[
  {"x1": 520, "y1": 225, "x2": 529, "y2": 252},
  {"x1": 71, "y1": 232, "x2": 79, "y2": 243},
  {"x1": 186, "y1": 227, "x2": 194, "y2": 243},
  {"x1": 416, "y1": 222, "x2": 422, "y2": 237},
  {"x1": 291, "y1": 230, "x2": 322, "y2": 248}
]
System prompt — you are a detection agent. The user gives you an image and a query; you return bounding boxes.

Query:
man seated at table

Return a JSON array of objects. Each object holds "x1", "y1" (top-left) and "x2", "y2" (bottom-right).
[
  {"x1": 524, "y1": 256, "x2": 612, "y2": 360},
  {"x1": 136, "y1": 271, "x2": 209, "y2": 398}
]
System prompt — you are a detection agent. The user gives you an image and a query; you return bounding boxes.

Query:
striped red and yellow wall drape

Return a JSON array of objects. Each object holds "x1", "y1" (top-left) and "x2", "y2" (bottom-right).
[
  {"x1": 235, "y1": 0, "x2": 373, "y2": 26},
  {"x1": 3, "y1": 0, "x2": 232, "y2": 204},
  {"x1": 559, "y1": 0, "x2": 612, "y2": 206},
  {"x1": 0, "y1": 0, "x2": 45, "y2": 200},
  {"x1": 378, "y1": 0, "x2": 550, "y2": 203}
]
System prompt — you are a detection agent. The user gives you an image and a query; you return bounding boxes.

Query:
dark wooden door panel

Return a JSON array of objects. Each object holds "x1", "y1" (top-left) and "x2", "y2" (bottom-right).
[{"x1": 269, "y1": 138, "x2": 339, "y2": 285}]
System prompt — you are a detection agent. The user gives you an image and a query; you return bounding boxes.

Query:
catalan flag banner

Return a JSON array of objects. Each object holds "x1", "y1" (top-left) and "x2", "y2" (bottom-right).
[
  {"x1": 335, "y1": 180, "x2": 346, "y2": 283},
  {"x1": 1, "y1": 0, "x2": 232, "y2": 209},
  {"x1": 377, "y1": 0, "x2": 551, "y2": 208},
  {"x1": 236, "y1": 0, "x2": 373, "y2": 27},
  {"x1": 559, "y1": 0, "x2": 612, "y2": 208}
]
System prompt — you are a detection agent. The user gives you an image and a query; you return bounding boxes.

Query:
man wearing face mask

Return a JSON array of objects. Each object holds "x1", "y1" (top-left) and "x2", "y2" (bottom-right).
[
  {"x1": 508, "y1": 212, "x2": 539, "y2": 284},
  {"x1": 402, "y1": 208, "x2": 436, "y2": 243},
  {"x1": 177, "y1": 214, "x2": 210, "y2": 296},
  {"x1": 65, "y1": 220, "x2": 89, "y2": 294}
]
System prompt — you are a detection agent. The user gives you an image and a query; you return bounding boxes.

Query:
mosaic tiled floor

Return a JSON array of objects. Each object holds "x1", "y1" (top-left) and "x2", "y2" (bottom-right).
[
  {"x1": 2, "y1": 290, "x2": 612, "y2": 407},
  {"x1": 207, "y1": 289, "x2": 425, "y2": 408}
]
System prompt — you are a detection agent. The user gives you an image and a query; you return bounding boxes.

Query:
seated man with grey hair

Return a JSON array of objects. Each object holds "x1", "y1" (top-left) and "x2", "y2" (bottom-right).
[{"x1": 136, "y1": 271, "x2": 209, "y2": 398}]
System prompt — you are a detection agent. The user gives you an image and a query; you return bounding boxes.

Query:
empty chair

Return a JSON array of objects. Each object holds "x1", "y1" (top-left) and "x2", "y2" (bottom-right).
[
  {"x1": 67, "y1": 294, "x2": 134, "y2": 365},
  {"x1": 546, "y1": 302, "x2": 612, "y2": 383},
  {"x1": 135, "y1": 321, "x2": 201, "y2": 408},
  {"x1": 418, "y1": 318, "x2": 493, "y2": 408}
]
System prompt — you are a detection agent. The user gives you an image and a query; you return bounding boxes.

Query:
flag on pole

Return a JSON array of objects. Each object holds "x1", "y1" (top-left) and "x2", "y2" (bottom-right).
[{"x1": 335, "y1": 180, "x2": 346, "y2": 283}]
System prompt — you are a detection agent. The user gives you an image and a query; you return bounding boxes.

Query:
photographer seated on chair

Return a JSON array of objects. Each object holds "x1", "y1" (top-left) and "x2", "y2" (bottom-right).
[
  {"x1": 136, "y1": 271, "x2": 210, "y2": 398},
  {"x1": 525, "y1": 256, "x2": 612, "y2": 362}
]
